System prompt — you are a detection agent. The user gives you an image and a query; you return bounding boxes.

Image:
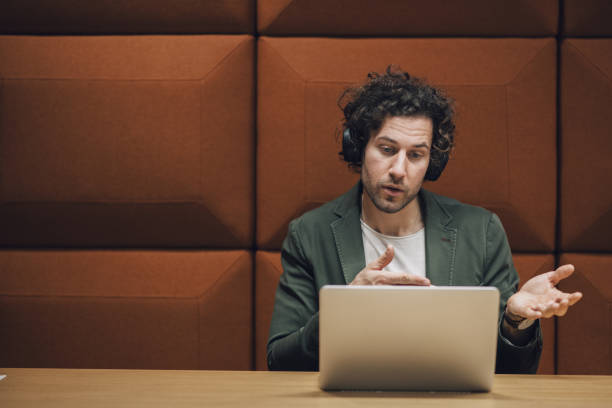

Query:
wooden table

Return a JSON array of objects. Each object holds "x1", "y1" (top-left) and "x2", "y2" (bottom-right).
[{"x1": 1, "y1": 369, "x2": 611, "y2": 407}]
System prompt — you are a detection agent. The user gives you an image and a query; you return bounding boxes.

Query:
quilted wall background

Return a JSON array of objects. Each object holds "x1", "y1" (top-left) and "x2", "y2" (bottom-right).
[{"x1": 0, "y1": 0, "x2": 610, "y2": 374}]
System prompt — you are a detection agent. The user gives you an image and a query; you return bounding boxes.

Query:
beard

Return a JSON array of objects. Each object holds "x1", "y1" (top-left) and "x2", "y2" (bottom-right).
[{"x1": 362, "y1": 178, "x2": 420, "y2": 214}]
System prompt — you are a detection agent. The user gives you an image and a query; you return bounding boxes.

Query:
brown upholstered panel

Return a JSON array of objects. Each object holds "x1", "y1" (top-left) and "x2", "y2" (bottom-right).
[
  {"x1": 0, "y1": 0, "x2": 254, "y2": 34},
  {"x1": 0, "y1": 250, "x2": 252, "y2": 369},
  {"x1": 513, "y1": 255, "x2": 556, "y2": 374},
  {"x1": 561, "y1": 39, "x2": 612, "y2": 252},
  {"x1": 564, "y1": 0, "x2": 612, "y2": 37},
  {"x1": 257, "y1": 37, "x2": 557, "y2": 252},
  {"x1": 254, "y1": 251, "x2": 554, "y2": 372},
  {"x1": 255, "y1": 251, "x2": 283, "y2": 370},
  {"x1": 557, "y1": 254, "x2": 612, "y2": 374},
  {"x1": 0, "y1": 35, "x2": 254, "y2": 248},
  {"x1": 258, "y1": 0, "x2": 558, "y2": 36}
]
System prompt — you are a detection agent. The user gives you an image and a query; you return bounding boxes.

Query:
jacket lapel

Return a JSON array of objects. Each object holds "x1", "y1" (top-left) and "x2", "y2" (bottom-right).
[
  {"x1": 330, "y1": 185, "x2": 457, "y2": 286},
  {"x1": 330, "y1": 183, "x2": 366, "y2": 284},
  {"x1": 421, "y1": 189, "x2": 457, "y2": 286}
]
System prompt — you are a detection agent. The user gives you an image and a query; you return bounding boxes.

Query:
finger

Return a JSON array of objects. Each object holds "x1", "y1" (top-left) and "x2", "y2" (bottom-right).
[
  {"x1": 549, "y1": 264, "x2": 575, "y2": 286},
  {"x1": 510, "y1": 305, "x2": 542, "y2": 320},
  {"x1": 540, "y1": 299, "x2": 565, "y2": 319},
  {"x1": 521, "y1": 308, "x2": 543, "y2": 319},
  {"x1": 507, "y1": 301, "x2": 542, "y2": 320},
  {"x1": 568, "y1": 292, "x2": 583, "y2": 306},
  {"x1": 555, "y1": 299, "x2": 570, "y2": 317},
  {"x1": 551, "y1": 293, "x2": 581, "y2": 317},
  {"x1": 524, "y1": 306, "x2": 543, "y2": 319},
  {"x1": 532, "y1": 301, "x2": 553, "y2": 319},
  {"x1": 378, "y1": 271, "x2": 430, "y2": 286},
  {"x1": 514, "y1": 307, "x2": 542, "y2": 320},
  {"x1": 401, "y1": 274, "x2": 431, "y2": 286},
  {"x1": 369, "y1": 245, "x2": 395, "y2": 270},
  {"x1": 538, "y1": 307, "x2": 555, "y2": 319}
]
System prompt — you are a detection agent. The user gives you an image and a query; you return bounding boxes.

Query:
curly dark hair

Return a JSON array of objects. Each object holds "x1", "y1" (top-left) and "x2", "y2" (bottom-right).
[{"x1": 338, "y1": 66, "x2": 455, "y2": 181}]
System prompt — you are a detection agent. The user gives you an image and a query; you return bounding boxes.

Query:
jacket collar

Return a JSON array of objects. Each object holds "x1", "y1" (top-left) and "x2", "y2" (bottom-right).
[
  {"x1": 419, "y1": 189, "x2": 457, "y2": 286},
  {"x1": 331, "y1": 183, "x2": 365, "y2": 284},
  {"x1": 330, "y1": 183, "x2": 457, "y2": 286}
]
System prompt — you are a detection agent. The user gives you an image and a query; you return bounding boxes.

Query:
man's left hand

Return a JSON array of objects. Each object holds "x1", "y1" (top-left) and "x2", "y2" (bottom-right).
[{"x1": 506, "y1": 264, "x2": 583, "y2": 320}]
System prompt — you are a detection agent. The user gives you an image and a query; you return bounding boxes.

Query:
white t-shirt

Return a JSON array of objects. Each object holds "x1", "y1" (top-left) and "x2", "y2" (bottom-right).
[{"x1": 361, "y1": 218, "x2": 426, "y2": 277}]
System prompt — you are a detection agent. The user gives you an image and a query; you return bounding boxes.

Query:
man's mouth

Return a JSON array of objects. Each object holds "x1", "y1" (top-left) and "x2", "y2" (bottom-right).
[{"x1": 382, "y1": 185, "x2": 403, "y2": 195}]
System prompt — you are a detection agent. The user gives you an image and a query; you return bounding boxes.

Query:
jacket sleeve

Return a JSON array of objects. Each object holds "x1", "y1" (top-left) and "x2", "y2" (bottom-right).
[
  {"x1": 484, "y1": 213, "x2": 543, "y2": 374},
  {"x1": 267, "y1": 218, "x2": 319, "y2": 371}
]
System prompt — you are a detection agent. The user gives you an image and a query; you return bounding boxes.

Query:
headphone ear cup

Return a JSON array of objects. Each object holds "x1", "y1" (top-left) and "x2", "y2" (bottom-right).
[
  {"x1": 425, "y1": 151, "x2": 449, "y2": 181},
  {"x1": 342, "y1": 128, "x2": 361, "y2": 163}
]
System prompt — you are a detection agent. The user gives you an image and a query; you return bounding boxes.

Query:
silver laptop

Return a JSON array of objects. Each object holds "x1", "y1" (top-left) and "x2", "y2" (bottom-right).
[{"x1": 319, "y1": 285, "x2": 499, "y2": 392}]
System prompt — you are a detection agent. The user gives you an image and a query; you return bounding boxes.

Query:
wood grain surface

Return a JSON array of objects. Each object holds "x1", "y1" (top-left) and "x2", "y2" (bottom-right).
[{"x1": 0, "y1": 369, "x2": 611, "y2": 408}]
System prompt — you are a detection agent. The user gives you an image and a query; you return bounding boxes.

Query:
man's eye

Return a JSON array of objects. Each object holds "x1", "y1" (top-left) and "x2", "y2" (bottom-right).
[
  {"x1": 380, "y1": 146, "x2": 394, "y2": 154},
  {"x1": 409, "y1": 152, "x2": 424, "y2": 159}
]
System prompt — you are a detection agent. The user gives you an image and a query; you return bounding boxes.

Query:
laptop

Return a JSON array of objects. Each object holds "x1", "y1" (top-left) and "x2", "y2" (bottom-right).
[{"x1": 319, "y1": 285, "x2": 500, "y2": 392}]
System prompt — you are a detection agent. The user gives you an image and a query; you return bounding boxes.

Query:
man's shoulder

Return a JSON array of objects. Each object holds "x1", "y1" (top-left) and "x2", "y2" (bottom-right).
[
  {"x1": 290, "y1": 184, "x2": 359, "y2": 231},
  {"x1": 422, "y1": 189, "x2": 495, "y2": 224}
]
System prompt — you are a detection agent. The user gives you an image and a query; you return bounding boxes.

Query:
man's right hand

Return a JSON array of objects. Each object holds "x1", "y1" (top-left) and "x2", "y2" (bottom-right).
[{"x1": 349, "y1": 244, "x2": 431, "y2": 286}]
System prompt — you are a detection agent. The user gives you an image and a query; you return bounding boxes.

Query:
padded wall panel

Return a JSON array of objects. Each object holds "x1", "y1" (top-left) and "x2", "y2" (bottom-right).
[
  {"x1": 254, "y1": 251, "x2": 554, "y2": 372},
  {"x1": 258, "y1": 0, "x2": 558, "y2": 36},
  {"x1": 557, "y1": 254, "x2": 612, "y2": 374},
  {"x1": 0, "y1": 250, "x2": 252, "y2": 369},
  {"x1": 564, "y1": 0, "x2": 612, "y2": 37},
  {"x1": 257, "y1": 37, "x2": 557, "y2": 252},
  {"x1": 255, "y1": 251, "x2": 283, "y2": 370},
  {"x1": 0, "y1": 0, "x2": 254, "y2": 34},
  {"x1": 561, "y1": 39, "x2": 612, "y2": 252},
  {"x1": 0, "y1": 35, "x2": 254, "y2": 248}
]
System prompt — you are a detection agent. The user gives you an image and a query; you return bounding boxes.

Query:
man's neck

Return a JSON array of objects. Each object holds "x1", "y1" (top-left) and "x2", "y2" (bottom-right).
[{"x1": 361, "y1": 192, "x2": 424, "y2": 237}]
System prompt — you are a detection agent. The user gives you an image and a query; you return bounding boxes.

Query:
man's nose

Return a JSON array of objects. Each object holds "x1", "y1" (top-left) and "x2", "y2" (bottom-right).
[{"x1": 388, "y1": 153, "x2": 407, "y2": 180}]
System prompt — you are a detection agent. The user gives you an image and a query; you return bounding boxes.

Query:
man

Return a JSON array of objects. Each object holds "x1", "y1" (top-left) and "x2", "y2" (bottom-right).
[{"x1": 267, "y1": 67, "x2": 582, "y2": 373}]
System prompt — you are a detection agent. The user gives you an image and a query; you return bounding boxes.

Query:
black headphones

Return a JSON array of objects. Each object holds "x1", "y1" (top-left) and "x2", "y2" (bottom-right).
[{"x1": 341, "y1": 127, "x2": 449, "y2": 181}]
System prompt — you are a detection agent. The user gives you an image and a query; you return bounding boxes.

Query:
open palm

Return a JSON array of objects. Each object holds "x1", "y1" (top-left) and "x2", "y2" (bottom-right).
[{"x1": 506, "y1": 264, "x2": 583, "y2": 320}]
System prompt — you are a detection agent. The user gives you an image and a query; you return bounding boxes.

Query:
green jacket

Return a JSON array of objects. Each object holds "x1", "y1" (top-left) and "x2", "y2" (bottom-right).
[{"x1": 267, "y1": 183, "x2": 542, "y2": 373}]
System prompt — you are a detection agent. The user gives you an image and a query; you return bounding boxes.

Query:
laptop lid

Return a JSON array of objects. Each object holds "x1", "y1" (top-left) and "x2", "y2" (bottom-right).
[{"x1": 319, "y1": 285, "x2": 500, "y2": 392}]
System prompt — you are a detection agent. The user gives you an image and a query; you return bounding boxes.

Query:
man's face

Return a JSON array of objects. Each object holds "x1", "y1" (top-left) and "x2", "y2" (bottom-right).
[{"x1": 361, "y1": 115, "x2": 433, "y2": 214}]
